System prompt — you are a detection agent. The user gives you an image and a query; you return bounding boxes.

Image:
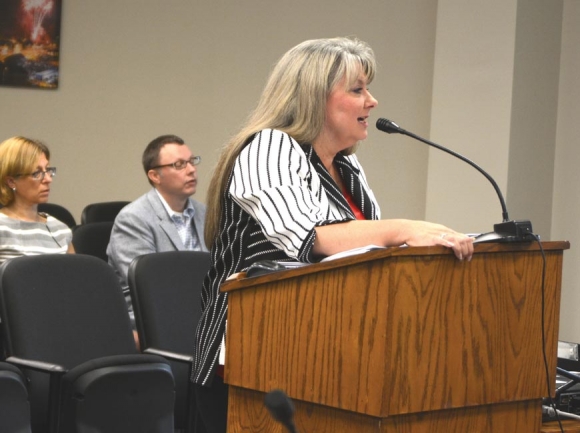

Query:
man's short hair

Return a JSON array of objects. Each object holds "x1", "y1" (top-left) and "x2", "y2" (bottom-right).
[{"x1": 142, "y1": 134, "x2": 185, "y2": 186}]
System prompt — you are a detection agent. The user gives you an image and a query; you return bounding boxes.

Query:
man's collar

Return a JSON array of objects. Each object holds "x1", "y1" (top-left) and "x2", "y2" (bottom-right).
[{"x1": 154, "y1": 188, "x2": 195, "y2": 218}]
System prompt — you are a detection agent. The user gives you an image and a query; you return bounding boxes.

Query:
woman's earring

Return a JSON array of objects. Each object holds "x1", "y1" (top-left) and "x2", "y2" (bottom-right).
[{"x1": 11, "y1": 187, "x2": 16, "y2": 191}]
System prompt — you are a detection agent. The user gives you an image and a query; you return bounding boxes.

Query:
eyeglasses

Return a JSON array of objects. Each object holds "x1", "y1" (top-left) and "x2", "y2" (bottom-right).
[
  {"x1": 16, "y1": 167, "x2": 57, "y2": 181},
  {"x1": 151, "y1": 156, "x2": 201, "y2": 171}
]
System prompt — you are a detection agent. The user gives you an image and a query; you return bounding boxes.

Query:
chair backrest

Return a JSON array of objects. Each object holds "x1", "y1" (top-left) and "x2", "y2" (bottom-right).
[
  {"x1": 128, "y1": 250, "x2": 211, "y2": 432},
  {"x1": 0, "y1": 254, "x2": 137, "y2": 368},
  {"x1": 0, "y1": 255, "x2": 148, "y2": 432},
  {"x1": 38, "y1": 203, "x2": 77, "y2": 228},
  {"x1": 81, "y1": 201, "x2": 130, "y2": 224},
  {"x1": 72, "y1": 221, "x2": 114, "y2": 261},
  {"x1": 0, "y1": 362, "x2": 32, "y2": 433},
  {"x1": 128, "y1": 250, "x2": 210, "y2": 354}
]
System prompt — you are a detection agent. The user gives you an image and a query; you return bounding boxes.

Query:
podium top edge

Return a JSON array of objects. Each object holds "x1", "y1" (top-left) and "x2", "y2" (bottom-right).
[{"x1": 220, "y1": 240, "x2": 570, "y2": 293}]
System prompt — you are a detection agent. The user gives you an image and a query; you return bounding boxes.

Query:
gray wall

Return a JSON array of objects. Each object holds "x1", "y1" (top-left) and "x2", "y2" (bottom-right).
[
  {"x1": 1, "y1": 0, "x2": 579, "y2": 342},
  {"x1": 0, "y1": 0, "x2": 438, "y2": 221}
]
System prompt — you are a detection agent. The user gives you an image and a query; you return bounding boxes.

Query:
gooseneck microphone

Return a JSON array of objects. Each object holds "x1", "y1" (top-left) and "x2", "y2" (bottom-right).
[
  {"x1": 376, "y1": 117, "x2": 534, "y2": 242},
  {"x1": 264, "y1": 389, "x2": 298, "y2": 433}
]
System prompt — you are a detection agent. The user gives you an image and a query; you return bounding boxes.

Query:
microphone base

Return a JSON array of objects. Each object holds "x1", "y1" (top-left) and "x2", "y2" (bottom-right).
[
  {"x1": 494, "y1": 219, "x2": 534, "y2": 240},
  {"x1": 475, "y1": 220, "x2": 535, "y2": 243}
]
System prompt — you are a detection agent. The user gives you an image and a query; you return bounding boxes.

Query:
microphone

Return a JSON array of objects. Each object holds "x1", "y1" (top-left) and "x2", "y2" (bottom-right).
[
  {"x1": 376, "y1": 117, "x2": 534, "y2": 243},
  {"x1": 264, "y1": 389, "x2": 298, "y2": 433},
  {"x1": 542, "y1": 404, "x2": 556, "y2": 418}
]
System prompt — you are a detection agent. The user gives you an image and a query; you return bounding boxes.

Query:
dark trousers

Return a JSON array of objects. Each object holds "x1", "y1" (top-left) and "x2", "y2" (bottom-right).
[{"x1": 194, "y1": 375, "x2": 229, "y2": 433}]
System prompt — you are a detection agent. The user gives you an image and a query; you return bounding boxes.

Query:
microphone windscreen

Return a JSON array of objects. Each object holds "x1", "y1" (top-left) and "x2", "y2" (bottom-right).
[
  {"x1": 264, "y1": 389, "x2": 295, "y2": 423},
  {"x1": 376, "y1": 117, "x2": 402, "y2": 134}
]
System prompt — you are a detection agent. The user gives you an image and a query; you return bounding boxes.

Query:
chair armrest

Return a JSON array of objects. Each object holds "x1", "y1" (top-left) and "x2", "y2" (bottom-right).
[
  {"x1": 143, "y1": 346, "x2": 196, "y2": 432},
  {"x1": 6, "y1": 356, "x2": 66, "y2": 374},
  {"x1": 7, "y1": 355, "x2": 66, "y2": 433},
  {"x1": 143, "y1": 347, "x2": 193, "y2": 364}
]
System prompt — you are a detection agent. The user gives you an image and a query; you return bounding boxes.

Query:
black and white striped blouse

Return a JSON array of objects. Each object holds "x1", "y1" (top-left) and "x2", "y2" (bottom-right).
[{"x1": 192, "y1": 129, "x2": 380, "y2": 386}]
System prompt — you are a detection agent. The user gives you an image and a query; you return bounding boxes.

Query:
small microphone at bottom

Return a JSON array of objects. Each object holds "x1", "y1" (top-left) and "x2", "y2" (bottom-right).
[{"x1": 264, "y1": 389, "x2": 298, "y2": 433}]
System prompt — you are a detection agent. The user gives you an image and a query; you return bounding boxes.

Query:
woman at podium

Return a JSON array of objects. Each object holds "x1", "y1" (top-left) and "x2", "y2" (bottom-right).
[{"x1": 192, "y1": 36, "x2": 474, "y2": 432}]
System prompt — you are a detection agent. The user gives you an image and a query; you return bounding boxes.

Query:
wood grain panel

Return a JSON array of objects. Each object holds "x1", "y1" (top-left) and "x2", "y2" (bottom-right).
[
  {"x1": 228, "y1": 386, "x2": 541, "y2": 433},
  {"x1": 223, "y1": 242, "x2": 568, "y2": 430}
]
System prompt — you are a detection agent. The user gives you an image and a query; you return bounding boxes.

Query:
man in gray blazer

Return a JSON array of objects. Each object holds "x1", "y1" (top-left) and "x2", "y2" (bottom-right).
[{"x1": 107, "y1": 134, "x2": 208, "y2": 311}]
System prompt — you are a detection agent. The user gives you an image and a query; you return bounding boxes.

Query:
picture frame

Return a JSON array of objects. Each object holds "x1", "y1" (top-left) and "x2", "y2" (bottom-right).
[{"x1": 0, "y1": 0, "x2": 63, "y2": 89}]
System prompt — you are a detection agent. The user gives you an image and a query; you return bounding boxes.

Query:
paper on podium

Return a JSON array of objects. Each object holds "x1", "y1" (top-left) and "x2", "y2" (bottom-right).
[{"x1": 321, "y1": 245, "x2": 386, "y2": 262}]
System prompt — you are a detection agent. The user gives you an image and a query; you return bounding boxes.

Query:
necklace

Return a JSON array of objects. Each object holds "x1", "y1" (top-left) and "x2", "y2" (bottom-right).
[{"x1": 1, "y1": 207, "x2": 45, "y2": 223}]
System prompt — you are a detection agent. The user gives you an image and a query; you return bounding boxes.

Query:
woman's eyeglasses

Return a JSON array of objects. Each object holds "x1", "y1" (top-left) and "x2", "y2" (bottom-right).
[{"x1": 16, "y1": 167, "x2": 57, "y2": 181}]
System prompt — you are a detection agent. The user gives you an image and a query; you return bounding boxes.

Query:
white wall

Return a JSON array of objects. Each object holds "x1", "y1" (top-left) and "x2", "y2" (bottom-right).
[
  {"x1": 508, "y1": 0, "x2": 562, "y2": 240},
  {"x1": 427, "y1": 0, "x2": 518, "y2": 234},
  {"x1": 426, "y1": 0, "x2": 562, "y2": 239}
]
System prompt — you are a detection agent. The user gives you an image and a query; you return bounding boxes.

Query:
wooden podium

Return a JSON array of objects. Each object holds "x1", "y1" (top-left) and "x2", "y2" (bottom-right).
[{"x1": 221, "y1": 241, "x2": 569, "y2": 432}]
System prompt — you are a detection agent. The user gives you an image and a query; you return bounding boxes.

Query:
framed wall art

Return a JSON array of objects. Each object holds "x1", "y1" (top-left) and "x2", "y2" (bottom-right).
[{"x1": 0, "y1": 0, "x2": 62, "y2": 89}]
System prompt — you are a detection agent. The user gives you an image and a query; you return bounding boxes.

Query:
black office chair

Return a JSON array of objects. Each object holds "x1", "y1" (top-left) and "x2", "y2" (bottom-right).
[
  {"x1": 37, "y1": 203, "x2": 77, "y2": 229},
  {"x1": 0, "y1": 254, "x2": 176, "y2": 433},
  {"x1": 128, "y1": 251, "x2": 211, "y2": 433},
  {"x1": 71, "y1": 221, "x2": 114, "y2": 261},
  {"x1": 0, "y1": 361, "x2": 32, "y2": 433},
  {"x1": 81, "y1": 201, "x2": 130, "y2": 224}
]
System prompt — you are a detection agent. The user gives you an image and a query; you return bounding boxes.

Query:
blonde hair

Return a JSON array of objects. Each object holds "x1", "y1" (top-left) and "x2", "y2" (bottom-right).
[
  {"x1": 0, "y1": 136, "x2": 50, "y2": 206},
  {"x1": 204, "y1": 36, "x2": 376, "y2": 246}
]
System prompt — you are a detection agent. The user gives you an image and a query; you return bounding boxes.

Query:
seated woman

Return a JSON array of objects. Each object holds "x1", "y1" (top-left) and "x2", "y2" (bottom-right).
[{"x1": 0, "y1": 136, "x2": 74, "y2": 264}]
